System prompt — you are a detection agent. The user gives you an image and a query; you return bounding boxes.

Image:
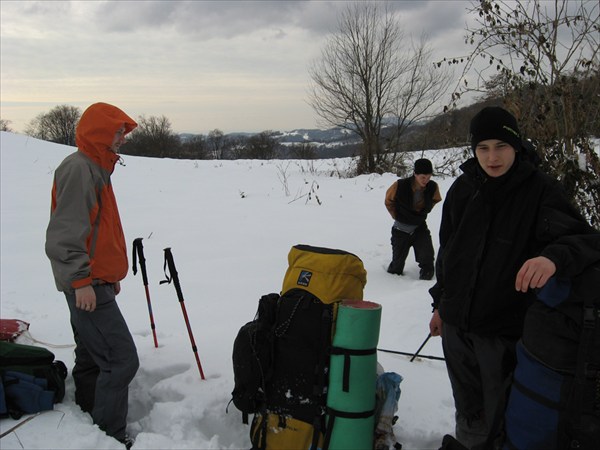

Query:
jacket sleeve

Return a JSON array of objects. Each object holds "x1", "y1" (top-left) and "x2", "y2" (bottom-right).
[
  {"x1": 429, "y1": 181, "x2": 458, "y2": 308},
  {"x1": 535, "y1": 179, "x2": 599, "y2": 278},
  {"x1": 541, "y1": 233, "x2": 600, "y2": 278},
  {"x1": 428, "y1": 246, "x2": 445, "y2": 310},
  {"x1": 432, "y1": 183, "x2": 442, "y2": 206},
  {"x1": 45, "y1": 158, "x2": 98, "y2": 291},
  {"x1": 384, "y1": 182, "x2": 398, "y2": 220}
]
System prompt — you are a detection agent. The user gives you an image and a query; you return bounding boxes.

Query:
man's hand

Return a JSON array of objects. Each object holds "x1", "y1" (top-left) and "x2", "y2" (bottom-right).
[
  {"x1": 515, "y1": 256, "x2": 556, "y2": 293},
  {"x1": 114, "y1": 281, "x2": 121, "y2": 295},
  {"x1": 429, "y1": 309, "x2": 443, "y2": 336},
  {"x1": 75, "y1": 285, "x2": 96, "y2": 312}
]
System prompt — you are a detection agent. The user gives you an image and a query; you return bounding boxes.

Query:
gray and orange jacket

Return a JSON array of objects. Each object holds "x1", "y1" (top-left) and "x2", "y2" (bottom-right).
[{"x1": 45, "y1": 103, "x2": 137, "y2": 292}]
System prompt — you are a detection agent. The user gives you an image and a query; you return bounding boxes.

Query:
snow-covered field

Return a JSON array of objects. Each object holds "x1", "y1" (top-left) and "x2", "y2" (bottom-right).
[{"x1": 1, "y1": 131, "x2": 461, "y2": 449}]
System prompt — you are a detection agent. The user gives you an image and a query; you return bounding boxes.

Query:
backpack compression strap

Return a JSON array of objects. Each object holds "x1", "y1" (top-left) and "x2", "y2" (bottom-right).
[
  {"x1": 329, "y1": 347, "x2": 377, "y2": 392},
  {"x1": 322, "y1": 408, "x2": 375, "y2": 450}
]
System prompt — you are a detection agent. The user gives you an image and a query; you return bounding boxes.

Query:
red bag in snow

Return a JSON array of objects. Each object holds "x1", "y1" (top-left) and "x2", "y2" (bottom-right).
[{"x1": 0, "y1": 319, "x2": 30, "y2": 341}]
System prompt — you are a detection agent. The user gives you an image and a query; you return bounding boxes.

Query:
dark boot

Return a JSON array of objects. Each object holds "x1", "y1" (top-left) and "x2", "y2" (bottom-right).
[
  {"x1": 439, "y1": 435, "x2": 468, "y2": 450},
  {"x1": 419, "y1": 268, "x2": 434, "y2": 280},
  {"x1": 118, "y1": 435, "x2": 135, "y2": 450},
  {"x1": 387, "y1": 262, "x2": 404, "y2": 275}
]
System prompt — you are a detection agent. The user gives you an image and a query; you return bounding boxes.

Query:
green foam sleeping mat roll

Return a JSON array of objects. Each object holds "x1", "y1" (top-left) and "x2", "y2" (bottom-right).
[{"x1": 325, "y1": 300, "x2": 382, "y2": 450}]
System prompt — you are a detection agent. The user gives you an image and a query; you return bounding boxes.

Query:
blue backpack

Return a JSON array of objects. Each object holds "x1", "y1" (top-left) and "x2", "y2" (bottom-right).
[
  {"x1": 0, "y1": 341, "x2": 67, "y2": 419},
  {"x1": 504, "y1": 263, "x2": 600, "y2": 449}
]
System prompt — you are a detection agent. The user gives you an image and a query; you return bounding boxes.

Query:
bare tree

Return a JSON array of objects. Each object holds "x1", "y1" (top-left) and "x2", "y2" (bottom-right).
[
  {"x1": 180, "y1": 135, "x2": 210, "y2": 159},
  {"x1": 228, "y1": 137, "x2": 246, "y2": 160},
  {"x1": 385, "y1": 34, "x2": 453, "y2": 170},
  {"x1": 245, "y1": 131, "x2": 279, "y2": 159},
  {"x1": 288, "y1": 142, "x2": 318, "y2": 160},
  {"x1": 25, "y1": 105, "x2": 81, "y2": 146},
  {"x1": 440, "y1": 0, "x2": 600, "y2": 225},
  {"x1": 308, "y1": 3, "x2": 451, "y2": 174},
  {"x1": 0, "y1": 119, "x2": 13, "y2": 132},
  {"x1": 120, "y1": 115, "x2": 181, "y2": 158},
  {"x1": 207, "y1": 129, "x2": 230, "y2": 159}
]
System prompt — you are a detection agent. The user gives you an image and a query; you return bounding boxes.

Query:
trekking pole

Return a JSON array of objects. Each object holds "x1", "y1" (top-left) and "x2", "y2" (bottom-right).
[
  {"x1": 378, "y1": 334, "x2": 445, "y2": 362},
  {"x1": 410, "y1": 333, "x2": 432, "y2": 362},
  {"x1": 377, "y1": 347, "x2": 445, "y2": 362},
  {"x1": 160, "y1": 247, "x2": 206, "y2": 380},
  {"x1": 132, "y1": 238, "x2": 159, "y2": 348}
]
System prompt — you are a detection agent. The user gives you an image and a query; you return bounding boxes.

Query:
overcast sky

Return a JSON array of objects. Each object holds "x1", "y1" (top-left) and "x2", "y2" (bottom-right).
[{"x1": 1, "y1": 1, "x2": 475, "y2": 134}]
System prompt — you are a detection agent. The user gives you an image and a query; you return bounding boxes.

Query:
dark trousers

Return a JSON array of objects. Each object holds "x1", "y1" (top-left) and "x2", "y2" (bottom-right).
[
  {"x1": 388, "y1": 224, "x2": 434, "y2": 275},
  {"x1": 70, "y1": 323, "x2": 99, "y2": 414},
  {"x1": 442, "y1": 323, "x2": 517, "y2": 449},
  {"x1": 65, "y1": 284, "x2": 139, "y2": 441}
]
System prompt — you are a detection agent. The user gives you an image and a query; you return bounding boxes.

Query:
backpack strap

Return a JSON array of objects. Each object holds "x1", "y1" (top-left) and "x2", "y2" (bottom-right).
[
  {"x1": 310, "y1": 305, "x2": 334, "y2": 450},
  {"x1": 329, "y1": 347, "x2": 377, "y2": 393},
  {"x1": 249, "y1": 413, "x2": 268, "y2": 450},
  {"x1": 323, "y1": 407, "x2": 375, "y2": 450}
]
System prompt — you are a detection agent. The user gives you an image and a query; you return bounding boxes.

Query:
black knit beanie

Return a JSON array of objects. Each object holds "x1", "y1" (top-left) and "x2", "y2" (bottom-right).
[
  {"x1": 414, "y1": 158, "x2": 433, "y2": 174},
  {"x1": 469, "y1": 106, "x2": 522, "y2": 152}
]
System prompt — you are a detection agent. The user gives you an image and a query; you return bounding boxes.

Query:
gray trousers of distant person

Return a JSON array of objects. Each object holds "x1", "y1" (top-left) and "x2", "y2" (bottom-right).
[{"x1": 65, "y1": 284, "x2": 139, "y2": 441}]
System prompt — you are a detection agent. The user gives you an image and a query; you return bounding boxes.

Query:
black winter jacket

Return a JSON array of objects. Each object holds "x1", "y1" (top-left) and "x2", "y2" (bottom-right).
[{"x1": 429, "y1": 157, "x2": 596, "y2": 337}]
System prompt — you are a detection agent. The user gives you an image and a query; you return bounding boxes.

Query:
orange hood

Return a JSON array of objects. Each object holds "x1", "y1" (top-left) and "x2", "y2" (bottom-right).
[{"x1": 75, "y1": 102, "x2": 137, "y2": 171}]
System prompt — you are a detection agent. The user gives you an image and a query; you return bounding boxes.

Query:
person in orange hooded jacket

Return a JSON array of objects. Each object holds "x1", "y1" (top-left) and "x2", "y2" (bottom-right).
[{"x1": 46, "y1": 102, "x2": 139, "y2": 448}]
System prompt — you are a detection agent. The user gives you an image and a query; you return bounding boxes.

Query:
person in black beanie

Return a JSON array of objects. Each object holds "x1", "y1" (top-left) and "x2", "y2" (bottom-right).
[
  {"x1": 385, "y1": 157, "x2": 441, "y2": 280},
  {"x1": 427, "y1": 106, "x2": 598, "y2": 449}
]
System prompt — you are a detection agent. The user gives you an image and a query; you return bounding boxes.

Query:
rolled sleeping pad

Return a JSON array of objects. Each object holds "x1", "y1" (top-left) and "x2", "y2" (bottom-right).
[{"x1": 325, "y1": 300, "x2": 382, "y2": 450}]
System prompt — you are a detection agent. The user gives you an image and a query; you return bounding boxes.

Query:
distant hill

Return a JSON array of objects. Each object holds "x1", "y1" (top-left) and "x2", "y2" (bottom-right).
[
  {"x1": 178, "y1": 110, "x2": 471, "y2": 159},
  {"x1": 181, "y1": 126, "x2": 365, "y2": 158}
]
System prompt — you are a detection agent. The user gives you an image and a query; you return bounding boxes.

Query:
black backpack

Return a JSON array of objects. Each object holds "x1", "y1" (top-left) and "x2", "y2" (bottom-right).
[
  {"x1": 0, "y1": 341, "x2": 68, "y2": 419},
  {"x1": 230, "y1": 293, "x2": 280, "y2": 424},
  {"x1": 233, "y1": 289, "x2": 334, "y2": 450},
  {"x1": 230, "y1": 245, "x2": 368, "y2": 450},
  {"x1": 263, "y1": 288, "x2": 334, "y2": 422}
]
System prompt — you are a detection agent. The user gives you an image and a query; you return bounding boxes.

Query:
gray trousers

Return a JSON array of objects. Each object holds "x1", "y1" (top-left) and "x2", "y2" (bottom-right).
[
  {"x1": 66, "y1": 284, "x2": 139, "y2": 441},
  {"x1": 442, "y1": 323, "x2": 517, "y2": 449}
]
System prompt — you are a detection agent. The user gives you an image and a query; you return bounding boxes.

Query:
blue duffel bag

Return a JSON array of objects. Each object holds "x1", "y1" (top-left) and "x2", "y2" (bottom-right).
[{"x1": 503, "y1": 341, "x2": 567, "y2": 450}]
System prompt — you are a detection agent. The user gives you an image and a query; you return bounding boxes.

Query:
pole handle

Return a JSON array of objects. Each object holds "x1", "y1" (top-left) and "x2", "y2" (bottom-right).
[
  {"x1": 132, "y1": 238, "x2": 149, "y2": 286},
  {"x1": 161, "y1": 247, "x2": 184, "y2": 303}
]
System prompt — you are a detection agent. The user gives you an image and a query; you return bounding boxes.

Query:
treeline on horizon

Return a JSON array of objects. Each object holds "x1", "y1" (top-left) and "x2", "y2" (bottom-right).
[{"x1": 6, "y1": 86, "x2": 597, "y2": 163}]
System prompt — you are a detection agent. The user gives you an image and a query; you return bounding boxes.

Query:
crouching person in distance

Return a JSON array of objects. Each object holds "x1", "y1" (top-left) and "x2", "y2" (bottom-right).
[
  {"x1": 385, "y1": 158, "x2": 441, "y2": 280},
  {"x1": 45, "y1": 102, "x2": 140, "y2": 449}
]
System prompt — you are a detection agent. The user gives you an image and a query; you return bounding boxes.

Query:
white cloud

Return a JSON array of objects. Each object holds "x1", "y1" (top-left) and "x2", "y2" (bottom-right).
[{"x1": 1, "y1": 1, "x2": 473, "y2": 134}]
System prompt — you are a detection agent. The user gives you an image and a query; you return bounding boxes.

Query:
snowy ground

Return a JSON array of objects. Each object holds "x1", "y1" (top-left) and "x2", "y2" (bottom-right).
[{"x1": 0, "y1": 131, "x2": 461, "y2": 449}]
